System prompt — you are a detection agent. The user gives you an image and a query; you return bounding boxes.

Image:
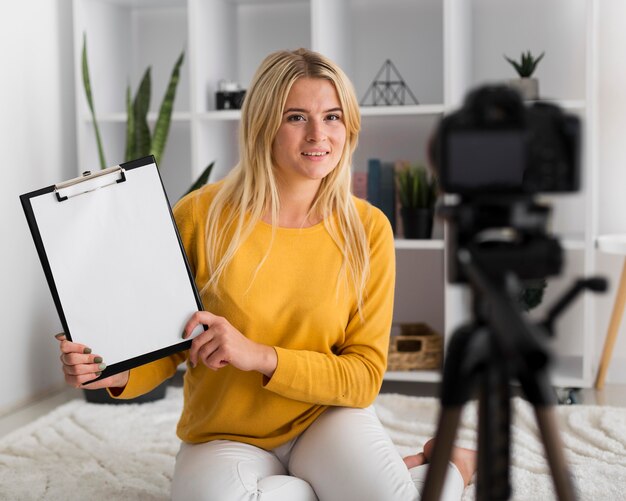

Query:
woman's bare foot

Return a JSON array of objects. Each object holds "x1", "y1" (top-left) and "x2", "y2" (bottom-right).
[
  {"x1": 423, "y1": 438, "x2": 477, "y2": 486},
  {"x1": 402, "y1": 451, "x2": 427, "y2": 469}
]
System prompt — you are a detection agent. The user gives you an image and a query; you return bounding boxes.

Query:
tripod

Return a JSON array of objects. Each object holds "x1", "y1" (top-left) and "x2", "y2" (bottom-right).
[{"x1": 421, "y1": 247, "x2": 606, "y2": 501}]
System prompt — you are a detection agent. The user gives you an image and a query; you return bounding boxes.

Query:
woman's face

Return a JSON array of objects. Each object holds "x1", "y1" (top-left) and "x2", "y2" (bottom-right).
[{"x1": 271, "y1": 77, "x2": 347, "y2": 188}]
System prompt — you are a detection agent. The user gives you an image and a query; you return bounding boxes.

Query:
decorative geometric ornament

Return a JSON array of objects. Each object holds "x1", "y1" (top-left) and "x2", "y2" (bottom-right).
[{"x1": 360, "y1": 59, "x2": 419, "y2": 106}]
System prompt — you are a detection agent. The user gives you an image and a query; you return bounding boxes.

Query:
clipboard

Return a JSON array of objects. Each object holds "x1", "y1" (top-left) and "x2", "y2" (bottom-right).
[{"x1": 20, "y1": 155, "x2": 204, "y2": 382}]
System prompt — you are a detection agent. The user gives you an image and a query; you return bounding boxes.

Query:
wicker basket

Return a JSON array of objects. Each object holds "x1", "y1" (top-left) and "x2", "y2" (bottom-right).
[{"x1": 387, "y1": 323, "x2": 443, "y2": 371}]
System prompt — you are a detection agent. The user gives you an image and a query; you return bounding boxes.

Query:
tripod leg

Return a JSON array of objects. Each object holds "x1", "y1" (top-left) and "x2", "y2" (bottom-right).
[
  {"x1": 477, "y1": 370, "x2": 511, "y2": 500},
  {"x1": 421, "y1": 407, "x2": 463, "y2": 501},
  {"x1": 422, "y1": 323, "x2": 483, "y2": 500},
  {"x1": 534, "y1": 406, "x2": 577, "y2": 501}
]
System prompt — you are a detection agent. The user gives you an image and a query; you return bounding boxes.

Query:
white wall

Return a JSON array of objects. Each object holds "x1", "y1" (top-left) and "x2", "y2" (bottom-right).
[
  {"x1": 594, "y1": 0, "x2": 626, "y2": 383},
  {"x1": 0, "y1": 0, "x2": 76, "y2": 413}
]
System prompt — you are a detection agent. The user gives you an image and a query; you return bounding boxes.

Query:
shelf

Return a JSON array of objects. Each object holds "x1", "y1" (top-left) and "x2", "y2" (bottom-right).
[
  {"x1": 73, "y1": 0, "x2": 597, "y2": 389},
  {"x1": 384, "y1": 356, "x2": 584, "y2": 387},
  {"x1": 86, "y1": 112, "x2": 192, "y2": 123},
  {"x1": 544, "y1": 99, "x2": 586, "y2": 111},
  {"x1": 395, "y1": 239, "x2": 444, "y2": 250},
  {"x1": 384, "y1": 370, "x2": 441, "y2": 383},
  {"x1": 198, "y1": 110, "x2": 242, "y2": 121},
  {"x1": 91, "y1": 0, "x2": 187, "y2": 7},
  {"x1": 360, "y1": 105, "x2": 445, "y2": 117},
  {"x1": 560, "y1": 237, "x2": 587, "y2": 251}
]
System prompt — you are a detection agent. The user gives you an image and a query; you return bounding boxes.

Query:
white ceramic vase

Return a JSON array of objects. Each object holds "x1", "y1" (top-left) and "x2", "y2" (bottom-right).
[{"x1": 507, "y1": 77, "x2": 539, "y2": 100}]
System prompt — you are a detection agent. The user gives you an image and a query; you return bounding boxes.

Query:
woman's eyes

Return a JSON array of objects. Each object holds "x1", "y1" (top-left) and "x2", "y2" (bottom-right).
[{"x1": 285, "y1": 113, "x2": 342, "y2": 122}]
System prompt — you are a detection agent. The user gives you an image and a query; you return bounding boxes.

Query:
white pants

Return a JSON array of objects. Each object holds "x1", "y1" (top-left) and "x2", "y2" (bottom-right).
[{"x1": 171, "y1": 406, "x2": 464, "y2": 501}]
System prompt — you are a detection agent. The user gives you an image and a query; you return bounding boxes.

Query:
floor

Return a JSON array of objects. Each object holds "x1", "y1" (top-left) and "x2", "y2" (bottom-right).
[{"x1": 1, "y1": 377, "x2": 625, "y2": 440}]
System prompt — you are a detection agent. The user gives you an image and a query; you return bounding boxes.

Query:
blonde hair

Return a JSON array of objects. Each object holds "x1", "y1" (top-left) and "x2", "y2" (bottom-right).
[{"x1": 202, "y1": 48, "x2": 370, "y2": 315}]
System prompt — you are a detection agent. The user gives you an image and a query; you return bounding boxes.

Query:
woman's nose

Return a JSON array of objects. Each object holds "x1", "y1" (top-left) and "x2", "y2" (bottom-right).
[{"x1": 306, "y1": 120, "x2": 326, "y2": 142}]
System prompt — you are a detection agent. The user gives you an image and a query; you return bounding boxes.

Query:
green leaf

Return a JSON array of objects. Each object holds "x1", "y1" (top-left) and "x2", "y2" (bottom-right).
[
  {"x1": 519, "y1": 278, "x2": 547, "y2": 311},
  {"x1": 151, "y1": 51, "x2": 185, "y2": 165},
  {"x1": 184, "y1": 161, "x2": 215, "y2": 197},
  {"x1": 504, "y1": 50, "x2": 545, "y2": 78},
  {"x1": 82, "y1": 34, "x2": 107, "y2": 169},
  {"x1": 396, "y1": 164, "x2": 438, "y2": 209},
  {"x1": 124, "y1": 83, "x2": 135, "y2": 162},
  {"x1": 132, "y1": 67, "x2": 152, "y2": 159}
]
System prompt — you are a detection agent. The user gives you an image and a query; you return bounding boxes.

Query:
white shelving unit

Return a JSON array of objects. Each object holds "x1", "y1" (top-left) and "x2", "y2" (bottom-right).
[{"x1": 71, "y1": 0, "x2": 599, "y2": 388}]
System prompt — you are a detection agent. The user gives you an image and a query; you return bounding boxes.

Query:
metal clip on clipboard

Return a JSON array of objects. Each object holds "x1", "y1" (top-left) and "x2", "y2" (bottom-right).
[{"x1": 54, "y1": 165, "x2": 127, "y2": 202}]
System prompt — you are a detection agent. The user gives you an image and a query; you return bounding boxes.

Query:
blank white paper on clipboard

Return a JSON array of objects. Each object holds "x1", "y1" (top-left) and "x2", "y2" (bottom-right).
[{"x1": 20, "y1": 156, "x2": 204, "y2": 381}]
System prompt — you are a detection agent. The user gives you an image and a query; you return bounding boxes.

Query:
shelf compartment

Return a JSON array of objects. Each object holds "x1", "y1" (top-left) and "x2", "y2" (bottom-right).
[
  {"x1": 395, "y1": 239, "x2": 444, "y2": 250},
  {"x1": 550, "y1": 355, "x2": 585, "y2": 388},
  {"x1": 75, "y1": 0, "x2": 189, "y2": 116},
  {"x1": 469, "y1": 0, "x2": 588, "y2": 102},
  {"x1": 347, "y1": 0, "x2": 444, "y2": 107},
  {"x1": 191, "y1": 0, "x2": 311, "y2": 113},
  {"x1": 394, "y1": 248, "x2": 445, "y2": 338}
]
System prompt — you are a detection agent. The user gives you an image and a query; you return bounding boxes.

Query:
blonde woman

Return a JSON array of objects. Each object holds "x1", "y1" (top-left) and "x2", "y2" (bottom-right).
[{"x1": 57, "y1": 48, "x2": 474, "y2": 500}]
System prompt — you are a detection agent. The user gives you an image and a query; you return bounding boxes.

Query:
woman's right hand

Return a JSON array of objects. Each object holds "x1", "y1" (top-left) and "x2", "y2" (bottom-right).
[{"x1": 55, "y1": 333, "x2": 129, "y2": 391}]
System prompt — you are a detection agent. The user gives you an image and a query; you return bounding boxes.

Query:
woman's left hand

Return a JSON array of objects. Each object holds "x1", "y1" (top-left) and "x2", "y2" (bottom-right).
[{"x1": 183, "y1": 311, "x2": 277, "y2": 377}]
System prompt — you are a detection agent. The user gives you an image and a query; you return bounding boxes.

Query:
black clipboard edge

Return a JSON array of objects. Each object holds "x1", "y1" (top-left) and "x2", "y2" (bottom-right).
[
  {"x1": 86, "y1": 338, "x2": 193, "y2": 384},
  {"x1": 20, "y1": 155, "x2": 206, "y2": 374},
  {"x1": 20, "y1": 185, "x2": 72, "y2": 341}
]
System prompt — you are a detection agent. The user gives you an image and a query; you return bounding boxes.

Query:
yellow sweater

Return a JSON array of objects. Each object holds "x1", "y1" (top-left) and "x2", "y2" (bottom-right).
[{"x1": 114, "y1": 183, "x2": 395, "y2": 450}]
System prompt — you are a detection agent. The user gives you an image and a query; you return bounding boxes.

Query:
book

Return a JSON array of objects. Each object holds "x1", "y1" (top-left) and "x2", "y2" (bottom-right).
[
  {"x1": 352, "y1": 171, "x2": 368, "y2": 199},
  {"x1": 380, "y1": 162, "x2": 397, "y2": 234},
  {"x1": 367, "y1": 158, "x2": 382, "y2": 207}
]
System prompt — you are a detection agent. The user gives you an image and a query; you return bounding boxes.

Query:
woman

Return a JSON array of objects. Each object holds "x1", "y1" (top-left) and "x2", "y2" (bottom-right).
[{"x1": 57, "y1": 48, "x2": 474, "y2": 500}]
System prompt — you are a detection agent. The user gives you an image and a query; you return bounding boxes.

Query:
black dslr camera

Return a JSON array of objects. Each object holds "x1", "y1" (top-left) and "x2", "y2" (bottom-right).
[
  {"x1": 430, "y1": 85, "x2": 581, "y2": 284},
  {"x1": 434, "y1": 85, "x2": 581, "y2": 195}
]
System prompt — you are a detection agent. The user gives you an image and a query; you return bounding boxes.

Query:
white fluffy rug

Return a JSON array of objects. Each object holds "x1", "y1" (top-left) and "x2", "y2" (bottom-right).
[{"x1": 1, "y1": 386, "x2": 625, "y2": 500}]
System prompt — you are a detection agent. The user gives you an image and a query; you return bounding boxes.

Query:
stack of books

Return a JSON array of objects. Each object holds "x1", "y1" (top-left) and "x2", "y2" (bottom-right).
[{"x1": 352, "y1": 158, "x2": 409, "y2": 237}]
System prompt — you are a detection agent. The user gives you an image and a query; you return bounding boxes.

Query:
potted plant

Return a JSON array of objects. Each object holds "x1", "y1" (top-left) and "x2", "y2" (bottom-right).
[
  {"x1": 504, "y1": 50, "x2": 545, "y2": 100},
  {"x1": 82, "y1": 34, "x2": 214, "y2": 196},
  {"x1": 396, "y1": 164, "x2": 438, "y2": 239}
]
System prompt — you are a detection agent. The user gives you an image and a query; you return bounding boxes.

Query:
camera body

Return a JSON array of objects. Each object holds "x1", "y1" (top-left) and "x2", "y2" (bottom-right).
[
  {"x1": 433, "y1": 85, "x2": 581, "y2": 196},
  {"x1": 430, "y1": 85, "x2": 582, "y2": 284}
]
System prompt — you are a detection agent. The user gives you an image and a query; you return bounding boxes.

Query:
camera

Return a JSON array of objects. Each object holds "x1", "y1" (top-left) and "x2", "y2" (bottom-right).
[
  {"x1": 215, "y1": 80, "x2": 246, "y2": 110},
  {"x1": 432, "y1": 85, "x2": 581, "y2": 196},
  {"x1": 430, "y1": 85, "x2": 582, "y2": 284}
]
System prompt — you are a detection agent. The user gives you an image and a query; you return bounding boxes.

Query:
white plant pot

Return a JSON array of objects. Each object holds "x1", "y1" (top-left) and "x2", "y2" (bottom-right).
[{"x1": 507, "y1": 77, "x2": 539, "y2": 101}]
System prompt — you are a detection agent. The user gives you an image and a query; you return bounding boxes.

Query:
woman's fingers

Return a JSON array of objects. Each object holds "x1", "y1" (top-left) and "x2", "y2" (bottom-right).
[
  {"x1": 197, "y1": 338, "x2": 230, "y2": 370},
  {"x1": 182, "y1": 310, "x2": 217, "y2": 339},
  {"x1": 61, "y1": 359, "x2": 106, "y2": 376},
  {"x1": 60, "y1": 351, "x2": 102, "y2": 365},
  {"x1": 54, "y1": 332, "x2": 107, "y2": 387}
]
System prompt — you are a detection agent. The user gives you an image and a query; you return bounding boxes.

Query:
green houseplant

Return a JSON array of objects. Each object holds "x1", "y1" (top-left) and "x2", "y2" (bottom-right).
[
  {"x1": 503, "y1": 50, "x2": 545, "y2": 100},
  {"x1": 82, "y1": 34, "x2": 214, "y2": 197},
  {"x1": 519, "y1": 278, "x2": 548, "y2": 312},
  {"x1": 396, "y1": 164, "x2": 438, "y2": 239}
]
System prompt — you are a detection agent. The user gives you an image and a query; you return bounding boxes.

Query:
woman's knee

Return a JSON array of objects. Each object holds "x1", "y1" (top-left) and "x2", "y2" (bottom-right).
[
  {"x1": 288, "y1": 407, "x2": 417, "y2": 501},
  {"x1": 171, "y1": 440, "x2": 287, "y2": 501}
]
